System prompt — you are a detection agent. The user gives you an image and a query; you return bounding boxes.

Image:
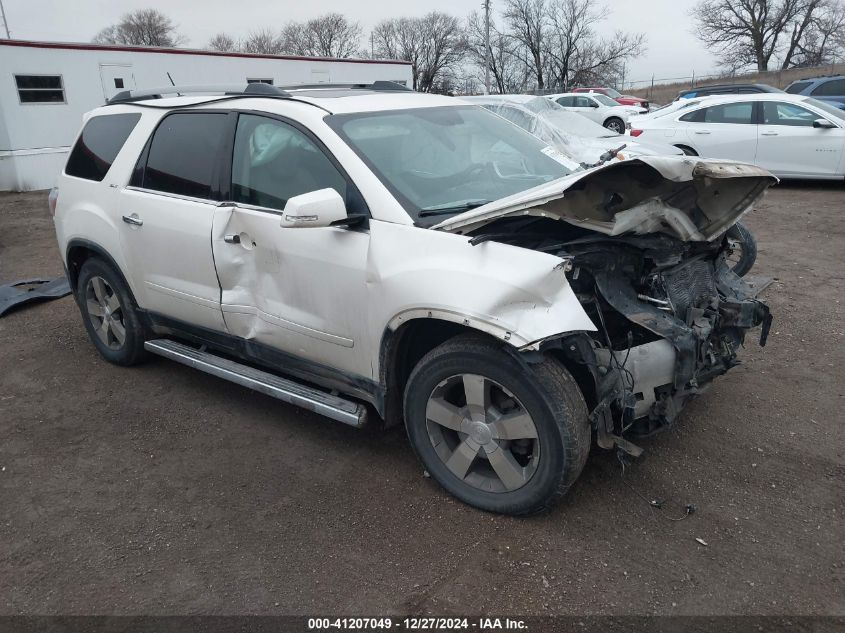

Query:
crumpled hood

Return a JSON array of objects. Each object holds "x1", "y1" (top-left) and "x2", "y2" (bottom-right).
[{"x1": 432, "y1": 156, "x2": 777, "y2": 242}]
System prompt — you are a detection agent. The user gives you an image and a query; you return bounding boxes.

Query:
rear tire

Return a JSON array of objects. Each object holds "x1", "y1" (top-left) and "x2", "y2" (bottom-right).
[
  {"x1": 403, "y1": 334, "x2": 590, "y2": 515},
  {"x1": 76, "y1": 258, "x2": 147, "y2": 366},
  {"x1": 604, "y1": 117, "x2": 625, "y2": 134}
]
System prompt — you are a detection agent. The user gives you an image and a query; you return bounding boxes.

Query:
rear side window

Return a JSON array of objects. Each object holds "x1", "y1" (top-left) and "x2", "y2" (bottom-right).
[
  {"x1": 811, "y1": 79, "x2": 845, "y2": 97},
  {"x1": 683, "y1": 103, "x2": 753, "y2": 124},
  {"x1": 141, "y1": 113, "x2": 229, "y2": 200},
  {"x1": 556, "y1": 96, "x2": 574, "y2": 106},
  {"x1": 65, "y1": 113, "x2": 141, "y2": 181},
  {"x1": 786, "y1": 81, "x2": 812, "y2": 94}
]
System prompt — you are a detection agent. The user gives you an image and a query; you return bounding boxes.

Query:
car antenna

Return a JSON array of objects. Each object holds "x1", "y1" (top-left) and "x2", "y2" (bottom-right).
[{"x1": 166, "y1": 72, "x2": 183, "y2": 97}]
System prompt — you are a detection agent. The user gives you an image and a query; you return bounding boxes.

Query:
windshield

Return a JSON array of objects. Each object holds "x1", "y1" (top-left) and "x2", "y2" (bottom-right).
[
  {"x1": 593, "y1": 94, "x2": 620, "y2": 107},
  {"x1": 604, "y1": 88, "x2": 622, "y2": 98},
  {"x1": 328, "y1": 106, "x2": 574, "y2": 222},
  {"x1": 804, "y1": 97, "x2": 845, "y2": 122}
]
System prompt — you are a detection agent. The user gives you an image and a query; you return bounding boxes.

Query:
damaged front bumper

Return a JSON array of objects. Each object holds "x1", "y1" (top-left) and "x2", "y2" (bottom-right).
[{"x1": 546, "y1": 235, "x2": 771, "y2": 447}]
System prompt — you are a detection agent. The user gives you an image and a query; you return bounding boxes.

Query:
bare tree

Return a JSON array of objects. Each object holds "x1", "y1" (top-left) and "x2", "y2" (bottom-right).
[
  {"x1": 241, "y1": 28, "x2": 284, "y2": 55},
  {"x1": 93, "y1": 8, "x2": 185, "y2": 47},
  {"x1": 780, "y1": 0, "x2": 826, "y2": 68},
  {"x1": 691, "y1": 0, "x2": 817, "y2": 71},
  {"x1": 544, "y1": 0, "x2": 645, "y2": 89},
  {"x1": 281, "y1": 14, "x2": 362, "y2": 58},
  {"x1": 372, "y1": 13, "x2": 465, "y2": 92},
  {"x1": 417, "y1": 13, "x2": 467, "y2": 92},
  {"x1": 502, "y1": 0, "x2": 548, "y2": 89},
  {"x1": 372, "y1": 18, "x2": 425, "y2": 88},
  {"x1": 467, "y1": 11, "x2": 530, "y2": 93},
  {"x1": 207, "y1": 33, "x2": 239, "y2": 52},
  {"x1": 788, "y1": 0, "x2": 845, "y2": 66}
]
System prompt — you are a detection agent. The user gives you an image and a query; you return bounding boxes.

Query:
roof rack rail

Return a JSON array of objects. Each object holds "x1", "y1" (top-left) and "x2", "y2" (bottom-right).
[
  {"x1": 280, "y1": 81, "x2": 413, "y2": 92},
  {"x1": 107, "y1": 82, "x2": 291, "y2": 104}
]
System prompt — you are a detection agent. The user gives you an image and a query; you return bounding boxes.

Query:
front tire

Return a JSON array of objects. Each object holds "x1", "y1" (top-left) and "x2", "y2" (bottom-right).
[
  {"x1": 604, "y1": 117, "x2": 625, "y2": 134},
  {"x1": 403, "y1": 334, "x2": 590, "y2": 515},
  {"x1": 726, "y1": 222, "x2": 757, "y2": 277},
  {"x1": 76, "y1": 258, "x2": 147, "y2": 366}
]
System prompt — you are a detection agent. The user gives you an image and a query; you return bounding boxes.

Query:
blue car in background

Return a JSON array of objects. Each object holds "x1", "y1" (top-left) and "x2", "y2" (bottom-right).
[{"x1": 785, "y1": 75, "x2": 845, "y2": 109}]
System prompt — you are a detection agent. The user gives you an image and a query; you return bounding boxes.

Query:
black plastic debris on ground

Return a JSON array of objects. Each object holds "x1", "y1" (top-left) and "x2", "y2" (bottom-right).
[{"x1": 0, "y1": 278, "x2": 71, "y2": 317}]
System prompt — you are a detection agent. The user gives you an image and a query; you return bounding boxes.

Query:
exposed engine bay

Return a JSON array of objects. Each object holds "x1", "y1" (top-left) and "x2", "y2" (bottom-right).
[{"x1": 468, "y1": 215, "x2": 772, "y2": 446}]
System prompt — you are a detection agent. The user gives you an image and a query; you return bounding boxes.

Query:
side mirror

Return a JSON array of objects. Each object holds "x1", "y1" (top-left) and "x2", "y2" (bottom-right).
[
  {"x1": 589, "y1": 102, "x2": 599, "y2": 108},
  {"x1": 280, "y1": 188, "x2": 347, "y2": 228},
  {"x1": 813, "y1": 118, "x2": 837, "y2": 129}
]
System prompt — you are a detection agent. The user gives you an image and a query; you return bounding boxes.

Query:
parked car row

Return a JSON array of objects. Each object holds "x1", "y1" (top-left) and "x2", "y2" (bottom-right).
[
  {"x1": 675, "y1": 75, "x2": 845, "y2": 111},
  {"x1": 630, "y1": 93, "x2": 845, "y2": 179},
  {"x1": 53, "y1": 82, "x2": 774, "y2": 515}
]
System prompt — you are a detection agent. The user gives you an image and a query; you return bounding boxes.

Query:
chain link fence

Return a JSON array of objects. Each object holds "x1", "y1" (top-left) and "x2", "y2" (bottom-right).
[{"x1": 623, "y1": 61, "x2": 845, "y2": 105}]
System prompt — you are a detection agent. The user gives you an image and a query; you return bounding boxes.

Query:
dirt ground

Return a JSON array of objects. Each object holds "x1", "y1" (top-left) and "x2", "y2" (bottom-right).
[{"x1": 0, "y1": 183, "x2": 842, "y2": 617}]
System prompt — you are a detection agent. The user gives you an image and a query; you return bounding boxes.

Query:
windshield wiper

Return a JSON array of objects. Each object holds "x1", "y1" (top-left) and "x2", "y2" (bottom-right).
[{"x1": 418, "y1": 201, "x2": 492, "y2": 217}]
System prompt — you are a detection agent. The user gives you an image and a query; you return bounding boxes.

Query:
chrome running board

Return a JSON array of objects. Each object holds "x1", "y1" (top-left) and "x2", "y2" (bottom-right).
[{"x1": 144, "y1": 339, "x2": 367, "y2": 428}]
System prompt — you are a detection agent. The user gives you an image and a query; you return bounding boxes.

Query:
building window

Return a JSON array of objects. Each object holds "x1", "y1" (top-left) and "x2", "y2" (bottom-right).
[
  {"x1": 15, "y1": 75, "x2": 66, "y2": 104},
  {"x1": 247, "y1": 78, "x2": 274, "y2": 85}
]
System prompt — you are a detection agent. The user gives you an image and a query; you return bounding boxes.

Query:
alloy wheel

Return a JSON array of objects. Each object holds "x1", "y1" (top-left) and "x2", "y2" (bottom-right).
[
  {"x1": 425, "y1": 374, "x2": 540, "y2": 493},
  {"x1": 606, "y1": 119, "x2": 624, "y2": 134},
  {"x1": 84, "y1": 276, "x2": 126, "y2": 350}
]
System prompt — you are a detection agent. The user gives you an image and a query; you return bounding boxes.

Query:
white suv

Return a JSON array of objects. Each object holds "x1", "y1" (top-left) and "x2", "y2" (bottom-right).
[{"x1": 52, "y1": 83, "x2": 774, "y2": 515}]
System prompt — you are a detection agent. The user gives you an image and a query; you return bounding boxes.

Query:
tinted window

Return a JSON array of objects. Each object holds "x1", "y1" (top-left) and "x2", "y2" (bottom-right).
[
  {"x1": 762, "y1": 102, "x2": 818, "y2": 126},
  {"x1": 574, "y1": 96, "x2": 594, "y2": 108},
  {"x1": 684, "y1": 102, "x2": 753, "y2": 124},
  {"x1": 231, "y1": 114, "x2": 347, "y2": 211},
  {"x1": 15, "y1": 75, "x2": 65, "y2": 103},
  {"x1": 811, "y1": 79, "x2": 845, "y2": 97},
  {"x1": 143, "y1": 113, "x2": 229, "y2": 199},
  {"x1": 556, "y1": 96, "x2": 574, "y2": 107},
  {"x1": 680, "y1": 108, "x2": 705, "y2": 122},
  {"x1": 786, "y1": 81, "x2": 812, "y2": 94},
  {"x1": 65, "y1": 113, "x2": 141, "y2": 181}
]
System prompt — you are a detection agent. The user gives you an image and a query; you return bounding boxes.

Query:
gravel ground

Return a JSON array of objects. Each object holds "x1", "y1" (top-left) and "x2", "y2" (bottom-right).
[{"x1": 0, "y1": 184, "x2": 842, "y2": 616}]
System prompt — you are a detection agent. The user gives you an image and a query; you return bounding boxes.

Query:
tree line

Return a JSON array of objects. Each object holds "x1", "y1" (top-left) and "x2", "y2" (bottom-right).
[
  {"x1": 91, "y1": 2, "x2": 646, "y2": 94},
  {"x1": 92, "y1": 1, "x2": 845, "y2": 95}
]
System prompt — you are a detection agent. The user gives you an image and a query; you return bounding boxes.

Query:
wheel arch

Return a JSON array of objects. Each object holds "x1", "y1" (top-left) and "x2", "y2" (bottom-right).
[
  {"x1": 377, "y1": 312, "x2": 593, "y2": 428},
  {"x1": 65, "y1": 238, "x2": 137, "y2": 304},
  {"x1": 673, "y1": 144, "x2": 699, "y2": 156}
]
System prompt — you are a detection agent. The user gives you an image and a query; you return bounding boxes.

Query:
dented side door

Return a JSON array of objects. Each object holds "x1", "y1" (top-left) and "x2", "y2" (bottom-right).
[
  {"x1": 210, "y1": 111, "x2": 373, "y2": 378},
  {"x1": 211, "y1": 204, "x2": 371, "y2": 377}
]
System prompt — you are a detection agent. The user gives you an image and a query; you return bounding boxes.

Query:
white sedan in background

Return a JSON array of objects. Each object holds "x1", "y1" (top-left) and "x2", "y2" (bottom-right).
[
  {"x1": 630, "y1": 93, "x2": 845, "y2": 179},
  {"x1": 546, "y1": 92, "x2": 646, "y2": 134}
]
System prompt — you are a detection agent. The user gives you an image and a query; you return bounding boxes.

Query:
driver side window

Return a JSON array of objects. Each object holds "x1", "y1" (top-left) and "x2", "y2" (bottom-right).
[
  {"x1": 574, "y1": 97, "x2": 593, "y2": 108},
  {"x1": 231, "y1": 114, "x2": 347, "y2": 212}
]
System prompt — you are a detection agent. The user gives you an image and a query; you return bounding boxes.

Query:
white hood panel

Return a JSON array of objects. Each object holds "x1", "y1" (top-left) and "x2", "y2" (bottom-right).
[{"x1": 432, "y1": 156, "x2": 777, "y2": 242}]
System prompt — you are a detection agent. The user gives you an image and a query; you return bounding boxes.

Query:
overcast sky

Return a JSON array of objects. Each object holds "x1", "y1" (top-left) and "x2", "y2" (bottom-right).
[{"x1": 2, "y1": 0, "x2": 716, "y2": 86}]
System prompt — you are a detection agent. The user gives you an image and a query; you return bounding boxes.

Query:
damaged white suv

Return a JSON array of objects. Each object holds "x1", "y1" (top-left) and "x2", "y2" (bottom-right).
[{"x1": 52, "y1": 83, "x2": 774, "y2": 515}]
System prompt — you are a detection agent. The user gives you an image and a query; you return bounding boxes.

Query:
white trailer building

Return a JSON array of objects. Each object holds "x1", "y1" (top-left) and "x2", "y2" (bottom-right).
[{"x1": 0, "y1": 40, "x2": 413, "y2": 191}]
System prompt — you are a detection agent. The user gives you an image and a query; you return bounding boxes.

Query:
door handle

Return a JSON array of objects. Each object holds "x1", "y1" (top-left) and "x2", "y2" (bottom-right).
[
  {"x1": 223, "y1": 234, "x2": 241, "y2": 244},
  {"x1": 694, "y1": 130, "x2": 711, "y2": 135},
  {"x1": 761, "y1": 131, "x2": 779, "y2": 136},
  {"x1": 122, "y1": 214, "x2": 143, "y2": 226}
]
